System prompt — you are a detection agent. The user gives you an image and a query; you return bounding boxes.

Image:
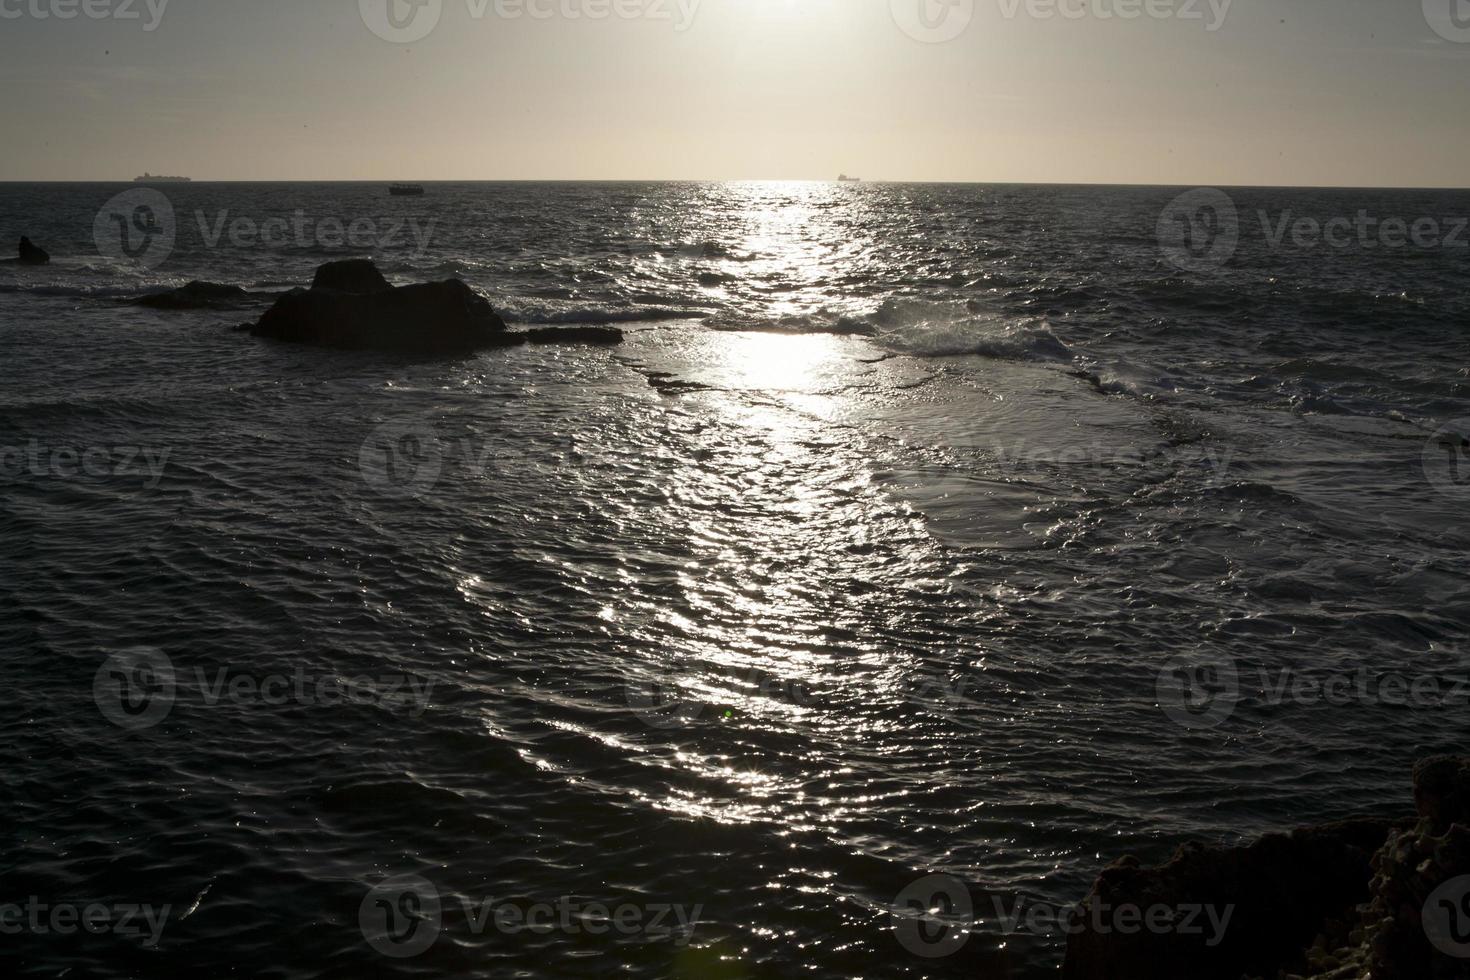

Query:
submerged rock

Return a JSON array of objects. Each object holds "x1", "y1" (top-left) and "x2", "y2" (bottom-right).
[
  {"x1": 18, "y1": 236, "x2": 49, "y2": 265},
  {"x1": 133, "y1": 281, "x2": 253, "y2": 311},
  {"x1": 1063, "y1": 756, "x2": 1470, "y2": 980},
  {"x1": 522, "y1": 326, "x2": 624, "y2": 346},
  {"x1": 249, "y1": 261, "x2": 622, "y2": 354}
]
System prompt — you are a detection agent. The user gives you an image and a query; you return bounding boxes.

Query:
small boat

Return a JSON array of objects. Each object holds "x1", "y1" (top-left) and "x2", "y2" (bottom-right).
[
  {"x1": 389, "y1": 184, "x2": 426, "y2": 196},
  {"x1": 838, "y1": 174, "x2": 860, "y2": 182}
]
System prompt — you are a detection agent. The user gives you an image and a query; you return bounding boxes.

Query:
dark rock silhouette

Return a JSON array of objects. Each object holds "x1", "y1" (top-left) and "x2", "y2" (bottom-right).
[
  {"x1": 249, "y1": 261, "x2": 622, "y2": 354},
  {"x1": 133, "y1": 281, "x2": 252, "y2": 311},
  {"x1": 1327, "y1": 756, "x2": 1470, "y2": 980},
  {"x1": 18, "y1": 237, "x2": 49, "y2": 265},
  {"x1": 310, "y1": 258, "x2": 392, "y2": 295},
  {"x1": 1063, "y1": 756, "x2": 1470, "y2": 980},
  {"x1": 523, "y1": 326, "x2": 624, "y2": 346},
  {"x1": 1062, "y1": 817, "x2": 1402, "y2": 980},
  {"x1": 253, "y1": 279, "x2": 509, "y2": 353}
]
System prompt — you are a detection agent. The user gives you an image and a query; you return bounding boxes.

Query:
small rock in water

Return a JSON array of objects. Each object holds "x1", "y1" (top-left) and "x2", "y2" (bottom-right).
[
  {"x1": 132, "y1": 281, "x2": 252, "y2": 311},
  {"x1": 17, "y1": 236, "x2": 49, "y2": 265}
]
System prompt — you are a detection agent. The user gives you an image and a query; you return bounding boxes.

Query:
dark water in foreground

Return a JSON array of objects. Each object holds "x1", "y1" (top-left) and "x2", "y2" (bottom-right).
[{"x1": 1, "y1": 182, "x2": 1468, "y2": 978}]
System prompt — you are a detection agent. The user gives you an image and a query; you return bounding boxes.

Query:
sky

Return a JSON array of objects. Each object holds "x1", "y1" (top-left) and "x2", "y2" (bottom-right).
[{"x1": 1, "y1": 0, "x2": 1468, "y2": 185}]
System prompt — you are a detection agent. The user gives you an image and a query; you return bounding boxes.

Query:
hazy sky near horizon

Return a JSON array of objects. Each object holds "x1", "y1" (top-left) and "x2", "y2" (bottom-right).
[{"x1": 1, "y1": 0, "x2": 1468, "y2": 185}]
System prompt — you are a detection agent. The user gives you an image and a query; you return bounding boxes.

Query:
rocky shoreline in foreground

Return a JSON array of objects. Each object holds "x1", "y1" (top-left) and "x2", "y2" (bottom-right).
[{"x1": 1064, "y1": 756, "x2": 1470, "y2": 980}]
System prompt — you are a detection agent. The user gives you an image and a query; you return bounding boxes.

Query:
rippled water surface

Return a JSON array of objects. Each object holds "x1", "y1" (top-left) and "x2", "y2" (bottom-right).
[{"x1": 2, "y1": 182, "x2": 1469, "y2": 978}]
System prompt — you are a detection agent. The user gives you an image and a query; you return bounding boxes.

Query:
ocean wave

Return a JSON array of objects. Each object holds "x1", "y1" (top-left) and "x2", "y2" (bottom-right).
[
  {"x1": 871, "y1": 298, "x2": 1075, "y2": 362},
  {"x1": 499, "y1": 304, "x2": 711, "y2": 325},
  {"x1": 704, "y1": 310, "x2": 876, "y2": 336},
  {"x1": 0, "y1": 282, "x2": 169, "y2": 300}
]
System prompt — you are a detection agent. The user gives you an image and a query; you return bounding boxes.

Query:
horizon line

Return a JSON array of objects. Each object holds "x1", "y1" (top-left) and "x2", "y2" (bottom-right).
[{"x1": 2, "y1": 178, "x2": 1470, "y2": 192}]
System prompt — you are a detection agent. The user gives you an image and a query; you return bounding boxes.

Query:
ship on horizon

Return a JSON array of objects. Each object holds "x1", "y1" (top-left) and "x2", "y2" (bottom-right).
[{"x1": 134, "y1": 173, "x2": 192, "y2": 183}]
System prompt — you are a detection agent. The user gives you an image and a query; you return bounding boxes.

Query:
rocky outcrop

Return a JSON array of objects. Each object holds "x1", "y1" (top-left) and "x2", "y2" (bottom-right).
[
  {"x1": 1064, "y1": 757, "x2": 1470, "y2": 980},
  {"x1": 310, "y1": 258, "x2": 391, "y2": 295},
  {"x1": 1062, "y1": 818, "x2": 1402, "y2": 980},
  {"x1": 253, "y1": 278, "x2": 509, "y2": 353},
  {"x1": 133, "y1": 281, "x2": 253, "y2": 311},
  {"x1": 248, "y1": 261, "x2": 622, "y2": 354},
  {"x1": 18, "y1": 237, "x2": 49, "y2": 265},
  {"x1": 1290, "y1": 756, "x2": 1470, "y2": 980}
]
